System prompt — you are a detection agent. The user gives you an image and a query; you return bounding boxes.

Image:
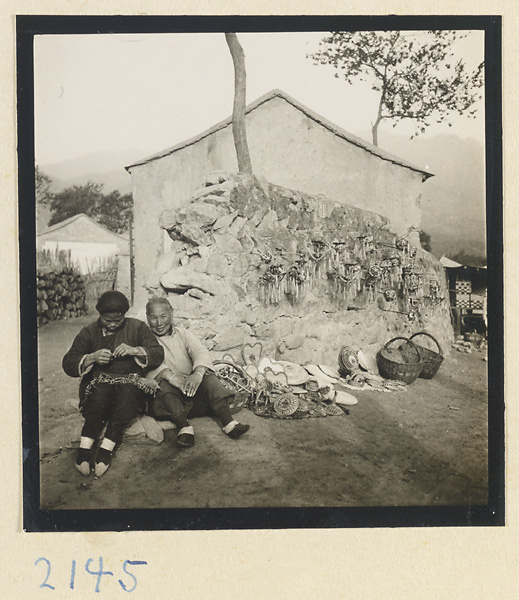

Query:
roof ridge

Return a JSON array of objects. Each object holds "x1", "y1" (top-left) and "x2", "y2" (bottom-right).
[
  {"x1": 39, "y1": 212, "x2": 86, "y2": 235},
  {"x1": 38, "y1": 212, "x2": 129, "y2": 241},
  {"x1": 125, "y1": 88, "x2": 433, "y2": 179}
]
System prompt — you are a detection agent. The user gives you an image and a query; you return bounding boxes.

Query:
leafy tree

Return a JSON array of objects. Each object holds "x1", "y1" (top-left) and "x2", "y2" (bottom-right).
[
  {"x1": 419, "y1": 229, "x2": 432, "y2": 252},
  {"x1": 96, "y1": 190, "x2": 133, "y2": 234},
  {"x1": 48, "y1": 182, "x2": 133, "y2": 234},
  {"x1": 225, "y1": 33, "x2": 253, "y2": 174},
  {"x1": 310, "y1": 31, "x2": 484, "y2": 146},
  {"x1": 35, "y1": 166, "x2": 55, "y2": 230},
  {"x1": 450, "y1": 249, "x2": 486, "y2": 268},
  {"x1": 35, "y1": 165, "x2": 54, "y2": 206},
  {"x1": 48, "y1": 182, "x2": 104, "y2": 226}
]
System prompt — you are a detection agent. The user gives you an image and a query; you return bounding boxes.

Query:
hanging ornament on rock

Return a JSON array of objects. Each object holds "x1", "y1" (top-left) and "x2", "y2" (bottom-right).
[
  {"x1": 259, "y1": 262, "x2": 286, "y2": 305},
  {"x1": 384, "y1": 289, "x2": 397, "y2": 302},
  {"x1": 307, "y1": 239, "x2": 330, "y2": 279}
]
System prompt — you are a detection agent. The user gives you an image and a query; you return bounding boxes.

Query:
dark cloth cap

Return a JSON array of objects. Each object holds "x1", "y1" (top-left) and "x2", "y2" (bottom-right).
[{"x1": 96, "y1": 291, "x2": 130, "y2": 315}]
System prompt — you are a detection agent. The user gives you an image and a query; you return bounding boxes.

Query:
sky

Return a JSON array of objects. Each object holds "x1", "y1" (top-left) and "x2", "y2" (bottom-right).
[{"x1": 34, "y1": 30, "x2": 485, "y2": 167}]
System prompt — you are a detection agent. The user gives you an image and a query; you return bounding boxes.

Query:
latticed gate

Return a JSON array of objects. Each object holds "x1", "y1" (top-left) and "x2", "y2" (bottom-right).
[{"x1": 83, "y1": 256, "x2": 119, "y2": 300}]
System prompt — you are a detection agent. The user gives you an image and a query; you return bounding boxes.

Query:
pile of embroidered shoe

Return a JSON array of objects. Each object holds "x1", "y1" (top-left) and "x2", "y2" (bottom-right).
[
  {"x1": 248, "y1": 367, "x2": 346, "y2": 420},
  {"x1": 239, "y1": 349, "x2": 407, "y2": 420}
]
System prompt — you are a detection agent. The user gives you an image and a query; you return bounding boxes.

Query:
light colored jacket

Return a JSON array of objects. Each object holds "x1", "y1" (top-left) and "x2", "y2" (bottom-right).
[{"x1": 147, "y1": 327, "x2": 213, "y2": 380}]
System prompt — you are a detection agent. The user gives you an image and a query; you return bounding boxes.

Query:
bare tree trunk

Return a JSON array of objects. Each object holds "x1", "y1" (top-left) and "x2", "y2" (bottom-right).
[
  {"x1": 371, "y1": 99, "x2": 383, "y2": 147},
  {"x1": 371, "y1": 85, "x2": 387, "y2": 147},
  {"x1": 225, "y1": 33, "x2": 253, "y2": 174},
  {"x1": 371, "y1": 121, "x2": 380, "y2": 147}
]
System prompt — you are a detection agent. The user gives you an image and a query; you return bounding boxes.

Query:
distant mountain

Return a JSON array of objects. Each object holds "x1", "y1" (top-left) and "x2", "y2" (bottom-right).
[
  {"x1": 48, "y1": 169, "x2": 133, "y2": 195},
  {"x1": 362, "y1": 130, "x2": 486, "y2": 261},
  {"x1": 37, "y1": 136, "x2": 487, "y2": 263},
  {"x1": 40, "y1": 149, "x2": 145, "y2": 180},
  {"x1": 39, "y1": 149, "x2": 147, "y2": 195}
]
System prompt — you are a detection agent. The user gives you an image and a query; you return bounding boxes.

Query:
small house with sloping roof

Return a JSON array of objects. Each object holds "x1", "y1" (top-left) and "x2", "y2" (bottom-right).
[
  {"x1": 126, "y1": 89, "x2": 433, "y2": 301},
  {"x1": 37, "y1": 213, "x2": 131, "y2": 297}
]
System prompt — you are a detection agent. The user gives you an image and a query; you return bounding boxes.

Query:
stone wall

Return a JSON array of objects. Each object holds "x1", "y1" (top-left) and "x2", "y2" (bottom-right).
[
  {"x1": 144, "y1": 172, "x2": 453, "y2": 366},
  {"x1": 129, "y1": 93, "x2": 428, "y2": 303}
]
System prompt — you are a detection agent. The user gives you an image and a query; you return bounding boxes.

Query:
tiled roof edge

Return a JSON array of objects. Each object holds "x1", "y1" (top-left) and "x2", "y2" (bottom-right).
[{"x1": 125, "y1": 89, "x2": 433, "y2": 179}]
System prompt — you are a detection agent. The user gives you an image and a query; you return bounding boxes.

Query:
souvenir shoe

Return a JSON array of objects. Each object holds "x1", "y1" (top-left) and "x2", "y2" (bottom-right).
[
  {"x1": 94, "y1": 447, "x2": 113, "y2": 477},
  {"x1": 75, "y1": 447, "x2": 92, "y2": 476},
  {"x1": 305, "y1": 378, "x2": 320, "y2": 392},
  {"x1": 263, "y1": 367, "x2": 289, "y2": 387},
  {"x1": 357, "y1": 350, "x2": 379, "y2": 375},
  {"x1": 274, "y1": 361, "x2": 309, "y2": 386},
  {"x1": 258, "y1": 357, "x2": 283, "y2": 374},
  {"x1": 335, "y1": 391, "x2": 359, "y2": 406},
  {"x1": 305, "y1": 364, "x2": 337, "y2": 385},
  {"x1": 318, "y1": 364, "x2": 341, "y2": 380},
  {"x1": 139, "y1": 415, "x2": 164, "y2": 444},
  {"x1": 289, "y1": 384, "x2": 307, "y2": 394},
  {"x1": 177, "y1": 426, "x2": 195, "y2": 448}
]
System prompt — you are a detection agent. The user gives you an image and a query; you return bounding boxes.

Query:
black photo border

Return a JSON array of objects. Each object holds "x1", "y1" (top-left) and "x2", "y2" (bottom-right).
[{"x1": 18, "y1": 14, "x2": 504, "y2": 532}]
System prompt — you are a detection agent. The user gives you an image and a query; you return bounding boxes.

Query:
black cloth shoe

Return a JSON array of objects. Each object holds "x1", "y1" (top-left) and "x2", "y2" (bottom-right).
[
  {"x1": 177, "y1": 433, "x2": 195, "y2": 447},
  {"x1": 227, "y1": 423, "x2": 250, "y2": 439},
  {"x1": 75, "y1": 447, "x2": 92, "y2": 476},
  {"x1": 94, "y1": 447, "x2": 113, "y2": 477}
]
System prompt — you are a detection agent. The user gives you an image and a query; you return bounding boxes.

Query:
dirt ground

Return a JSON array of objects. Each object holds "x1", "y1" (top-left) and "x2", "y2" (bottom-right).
[{"x1": 37, "y1": 315, "x2": 488, "y2": 510}]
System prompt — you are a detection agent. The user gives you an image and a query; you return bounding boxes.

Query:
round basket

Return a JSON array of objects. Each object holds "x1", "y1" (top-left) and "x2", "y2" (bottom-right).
[
  {"x1": 409, "y1": 332, "x2": 444, "y2": 379},
  {"x1": 377, "y1": 337, "x2": 423, "y2": 384}
]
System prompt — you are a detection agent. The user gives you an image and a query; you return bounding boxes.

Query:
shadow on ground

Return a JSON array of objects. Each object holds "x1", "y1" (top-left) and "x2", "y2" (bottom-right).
[{"x1": 36, "y1": 315, "x2": 488, "y2": 510}]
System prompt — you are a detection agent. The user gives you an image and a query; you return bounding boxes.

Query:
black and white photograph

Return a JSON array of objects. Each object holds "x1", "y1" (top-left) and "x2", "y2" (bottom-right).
[{"x1": 18, "y1": 15, "x2": 503, "y2": 531}]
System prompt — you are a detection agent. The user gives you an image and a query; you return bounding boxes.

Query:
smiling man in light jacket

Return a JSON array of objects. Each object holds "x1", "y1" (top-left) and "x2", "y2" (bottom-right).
[{"x1": 145, "y1": 297, "x2": 250, "y2": 448}]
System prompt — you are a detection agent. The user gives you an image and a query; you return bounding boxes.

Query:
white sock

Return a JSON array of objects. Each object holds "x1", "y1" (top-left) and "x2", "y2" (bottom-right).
[
  {"x1": 223, "y1": 421, "x2": 239, "y2": 434},
  {"x1": 99, "y1": 438, "x2": 116, "y2": 452},
  {"x1": 80, "y1": 436, "x2": 95, "y2": 450},
  {"x1": 178, "y1": 425, "x2": 194, "y2": 436}
]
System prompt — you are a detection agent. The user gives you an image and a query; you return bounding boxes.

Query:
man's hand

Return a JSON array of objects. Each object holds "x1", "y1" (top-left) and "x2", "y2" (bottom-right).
[
  {"x1": 166, "y1": 373, "x2": 188, "y2": 390},
  {"x1": 113, "y1": 343, "x2": 139, "y2": 357},
  {"x1": 183, "y1": 372, "x2": 204, "y2": 397},
  {"x1": 91, "y1": 349, "x2": 113, "y2": 365}
]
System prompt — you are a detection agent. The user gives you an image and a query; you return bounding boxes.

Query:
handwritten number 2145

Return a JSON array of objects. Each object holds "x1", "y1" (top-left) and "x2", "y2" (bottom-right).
[{"x1": 35, "y1": 557, "x2": 148, "y2": 593}]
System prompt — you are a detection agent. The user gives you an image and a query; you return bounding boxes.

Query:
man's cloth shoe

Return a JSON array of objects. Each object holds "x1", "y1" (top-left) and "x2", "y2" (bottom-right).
[
  {"x1": 177, "y1": 433, "x2": 195, "y2": 447},
  {"x1": 94, "y1": 447, "x2": 113, "y2": 477},
  {"x1": 75, "y1": 448, "x2": 92, "y2": 476},
  {"x1": 227, "y1": 423, "x2": 250, "y2": 439},
  {"x1": 177, "y1": 426, "x2": 195, "y2": 448}
]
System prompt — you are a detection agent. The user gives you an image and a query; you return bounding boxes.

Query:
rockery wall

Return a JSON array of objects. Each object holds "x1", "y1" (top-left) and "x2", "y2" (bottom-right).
[{"x1": 144, "y1": 172, "x2": 453, "y2": 365}]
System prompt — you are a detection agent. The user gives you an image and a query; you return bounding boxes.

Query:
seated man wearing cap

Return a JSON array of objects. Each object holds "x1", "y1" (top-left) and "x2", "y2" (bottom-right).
[
  {"x1": 63, "y1": 291, "x2": 164, "y2": 477},
  {"x1": 145, "y1": 297, "x2": 250, "y2": 447}
]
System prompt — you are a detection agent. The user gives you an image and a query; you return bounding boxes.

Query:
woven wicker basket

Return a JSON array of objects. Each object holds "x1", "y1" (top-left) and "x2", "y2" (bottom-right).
[
  {"x1": 409, "y1": 332, "x2": 444, "y2": 379},
  {"x1": 377, "y1": 337, "x2": 423, "y2": 384}
]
